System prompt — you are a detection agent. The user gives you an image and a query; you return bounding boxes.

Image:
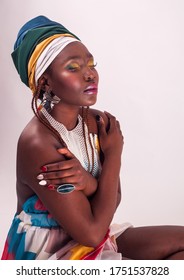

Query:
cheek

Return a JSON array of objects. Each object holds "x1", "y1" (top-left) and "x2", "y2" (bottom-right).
[{"x1": 59, "y1": 72, "x2": 82, "y2": 91}]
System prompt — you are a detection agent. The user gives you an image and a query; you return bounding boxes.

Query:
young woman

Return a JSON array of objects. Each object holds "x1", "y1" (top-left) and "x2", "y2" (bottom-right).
[{"x1": 2, "y1": 15, "x2": 184, "y2": 260}]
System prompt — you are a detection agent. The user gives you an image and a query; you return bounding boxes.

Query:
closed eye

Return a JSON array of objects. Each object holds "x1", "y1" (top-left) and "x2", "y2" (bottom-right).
[
  {"x1": 66, "y1": 62, "x2": 81, "y2": 72},
  {"x1": 65, "y1": 59, "x2": 97, "y2": 72},
  {"x1": 88, "y1": 62, "x2": 97, "y2": 69},
  {"x1": 87, "y1": 57, "x2": 97, "y2": 69}
]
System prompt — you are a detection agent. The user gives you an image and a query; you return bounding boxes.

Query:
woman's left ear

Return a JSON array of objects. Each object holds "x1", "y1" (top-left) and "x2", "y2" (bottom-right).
[{"x1": 38, "y1": 75, "x2": 50, "y2": 92}]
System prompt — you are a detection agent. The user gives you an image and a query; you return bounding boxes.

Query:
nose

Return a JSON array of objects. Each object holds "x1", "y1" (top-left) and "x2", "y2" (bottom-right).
[{"x1": 83, "y1": 68, "x2": 96, "y2": 82}]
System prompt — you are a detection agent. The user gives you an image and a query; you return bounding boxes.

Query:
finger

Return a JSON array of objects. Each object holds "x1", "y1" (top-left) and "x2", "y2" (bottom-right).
[
  {"x1": 41, "y1": 158, "x2": 74, "y2": 172},
  {"x1": 42, "y1": 183, "x2": 82, "y2": 192},
  {"x1": 96, "y1": 114, "x2": 106, "y2": 136},
  {"x1": 57, "y1": 147, "x2": 75, "y2": 160},
  {"x1": 116, "y1": 121, "x2": 124, "y2": 138},
  {"x1": 115, "y1": 120, "x2": 122, "y2": 133},
  {"x1": 41, "y1": 183, "x2": 73, "y2": 192},
  {"x1": 104, "y1": 112, "x2": 122, "y2": 132},
  {"x1": 40, "y1": 177, "x2": 76, "y2": 186},
  {"x1": 104, "y1": 111, "x2": 115, "y2": 119},
  {"x1": 104, "y1": 111, "x2": 118, "y2": 132},
  {"x1": 38, "y1": 165, "x2": 82, "y2": 183},
  {"x1": 40, "y1": 148, "x2": 76, "y2": 172},
  {"x1": 38, "y1": 178, "x2": 69, "y2": 188},
  {"x1": 104, "y1": 112, "x2": 117, "y2": 126},
  {"x1": 38, "y1": 173, "x2": 84, "y2": 190},
  {"x1": 37, "y1": 167, "x2": 76, "y2": 180}
]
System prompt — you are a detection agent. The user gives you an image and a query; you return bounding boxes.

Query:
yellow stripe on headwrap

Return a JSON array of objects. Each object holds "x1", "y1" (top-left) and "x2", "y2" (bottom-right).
[{"x1": 28, "y1": 33, "x2": 74, "y2": 93}]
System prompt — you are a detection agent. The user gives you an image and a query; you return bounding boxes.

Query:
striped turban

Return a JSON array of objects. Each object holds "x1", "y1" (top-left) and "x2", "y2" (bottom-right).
[{"x1": 12, "y1": 15, "x2": 80, "y2": 93}]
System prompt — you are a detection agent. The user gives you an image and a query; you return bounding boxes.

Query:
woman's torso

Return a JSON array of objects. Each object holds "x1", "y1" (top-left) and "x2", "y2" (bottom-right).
[{"x1": 16, "y1": 107, "x2": 102, "y2": 213}]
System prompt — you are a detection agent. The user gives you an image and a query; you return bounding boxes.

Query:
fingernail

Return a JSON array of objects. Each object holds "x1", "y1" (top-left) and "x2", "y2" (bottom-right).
[
  {"x1": 41, "y1": 166, "x2": 47, "y2": 172},
  {"x1": 57, "y1": 148, "x2": 65, "y2": 153},
  {"x1": 96, "y1": 115, "x2": 101, "y2": 122},
  {"x1": 39, "y1": 180, "x2": 47, "y2": 186},
  {"x1": 37, "y1": 174, "x2": 44, "y2": 180},
  {"x1": 48, "y1": 184, "x2": 55, "y2": 190},
  {"x1": 57, "y1": 184, "x2": 75, "y2": 194}
]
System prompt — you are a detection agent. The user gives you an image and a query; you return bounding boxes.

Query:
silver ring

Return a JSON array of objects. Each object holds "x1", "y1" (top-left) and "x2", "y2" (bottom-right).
[{"x1": 57, "y1": 184, "x2": 75, "y2": 194}]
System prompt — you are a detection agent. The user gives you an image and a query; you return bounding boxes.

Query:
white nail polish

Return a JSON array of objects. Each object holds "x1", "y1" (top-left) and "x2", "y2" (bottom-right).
[
  {"x1": 37, "y1": 174, "x2": 44, "y2": 180},
  {"x1": 39, "y1": 180, "x2": 47, "y2": 186}
]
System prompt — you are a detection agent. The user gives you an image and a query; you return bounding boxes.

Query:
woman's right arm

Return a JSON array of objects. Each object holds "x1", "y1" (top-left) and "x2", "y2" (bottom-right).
[
  {"x1": 89, "y1": 112, "x2": 123, "y2": 240},
  {"x1": 17, "y1": 113, "x2": 123, "y2": 247}
]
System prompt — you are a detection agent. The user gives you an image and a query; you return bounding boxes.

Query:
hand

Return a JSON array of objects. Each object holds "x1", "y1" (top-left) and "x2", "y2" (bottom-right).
[
  {"x1": 97, "y1": 111, "x2": 124, "y2": 158},
  {"x1": 37, "y1": 147, "x2": 98, "y2": 196}
]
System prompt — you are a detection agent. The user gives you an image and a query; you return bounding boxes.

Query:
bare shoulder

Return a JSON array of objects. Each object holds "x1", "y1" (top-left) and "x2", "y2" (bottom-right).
[
  {"x1": 18, "y1": 116, "x2": 60, "y2": 149},
  {"x1": 17, "y1": 117, "x2": 64, "y2": 187}
]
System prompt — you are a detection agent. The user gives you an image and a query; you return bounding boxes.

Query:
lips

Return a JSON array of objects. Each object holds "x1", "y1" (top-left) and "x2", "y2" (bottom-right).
[{"x1": 83, "y1": 84, "x2": 98, "y2": 95}]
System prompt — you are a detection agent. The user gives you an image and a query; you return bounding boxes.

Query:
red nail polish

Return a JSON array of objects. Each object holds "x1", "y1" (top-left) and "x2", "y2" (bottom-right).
[
  {"x1": 41, "y1": 166, "x2": 47, "y2": 172},
  {"x1": 47, "y1": 185, "x2": 55, "y2": 190}
]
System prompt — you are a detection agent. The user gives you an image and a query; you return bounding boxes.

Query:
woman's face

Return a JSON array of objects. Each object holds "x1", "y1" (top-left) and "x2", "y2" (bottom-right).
[{"x1": 44, "y1": 41, "x2": 99, "y2": 108}]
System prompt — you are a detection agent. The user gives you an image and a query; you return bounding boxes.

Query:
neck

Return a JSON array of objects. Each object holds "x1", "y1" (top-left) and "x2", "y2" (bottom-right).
[{"x1": 50, "y1": 103, "x2": 82, "y2": 130}]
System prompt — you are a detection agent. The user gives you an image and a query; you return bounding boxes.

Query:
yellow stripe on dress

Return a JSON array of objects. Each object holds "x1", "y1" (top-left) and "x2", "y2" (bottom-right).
[
  {"x1": 69, "y1": 244, "x2": 94, "y2": 260},
  {"x1": 94, "y1": 134, "x2": 100, "y2": 154}
]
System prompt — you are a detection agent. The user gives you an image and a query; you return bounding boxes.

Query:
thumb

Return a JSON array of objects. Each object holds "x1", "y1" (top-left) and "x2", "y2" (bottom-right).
[
  {"x1": 57, "y1": 147, "x2": 74, "y2": 159},
  {"x1": 96, "y1": 115, "x2": 106, "y2": 136}
]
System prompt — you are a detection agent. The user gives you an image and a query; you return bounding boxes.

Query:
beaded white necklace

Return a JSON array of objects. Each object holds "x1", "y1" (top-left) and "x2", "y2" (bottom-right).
[{"x1": 41, "y1": 107, "x2": 100, "y2": 178}]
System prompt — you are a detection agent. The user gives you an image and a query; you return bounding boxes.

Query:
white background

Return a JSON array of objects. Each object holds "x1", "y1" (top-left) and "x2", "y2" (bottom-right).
[{"x1": 0, "y1": 0, "x2": 184, "y2": 256}]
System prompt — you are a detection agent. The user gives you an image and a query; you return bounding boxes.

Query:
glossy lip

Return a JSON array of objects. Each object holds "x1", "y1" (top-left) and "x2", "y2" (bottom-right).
[{"x1": 83, "y1": 84, "x2": 98, "y2": 95}]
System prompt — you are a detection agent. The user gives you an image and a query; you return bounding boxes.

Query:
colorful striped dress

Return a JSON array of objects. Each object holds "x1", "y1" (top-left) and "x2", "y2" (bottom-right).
[
  {"x1": 1, "y1": 194, "x2": 131, "y2": 260},
  {"x1": 1, "y1": 112, "x2": 132, "y2": 260}
]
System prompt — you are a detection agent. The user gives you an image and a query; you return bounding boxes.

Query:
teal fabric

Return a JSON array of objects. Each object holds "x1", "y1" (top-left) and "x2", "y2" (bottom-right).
[
  {"x1": 12, "y1": 16, "x2": 80, "y2": 87},
  {"x1": 14, "y1": 15, "x2": 65, "y2": 50}
]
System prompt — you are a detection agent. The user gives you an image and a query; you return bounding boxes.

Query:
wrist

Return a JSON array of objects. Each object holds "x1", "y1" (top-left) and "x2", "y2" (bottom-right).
[{"x1": 104, "y1": 151, "x2": 122, "y2": 162}]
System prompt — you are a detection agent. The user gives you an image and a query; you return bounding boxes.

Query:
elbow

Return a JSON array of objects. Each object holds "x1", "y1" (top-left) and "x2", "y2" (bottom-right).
[
  {"x1": 84, "y1": 237, "x2": 103, "y2": 248},
  {"x1": 78, "y1": 228, "x2": 108, "y2": 248},
  {"x1": 82, "y1": 237, "x2": 103, "y2": 248}
]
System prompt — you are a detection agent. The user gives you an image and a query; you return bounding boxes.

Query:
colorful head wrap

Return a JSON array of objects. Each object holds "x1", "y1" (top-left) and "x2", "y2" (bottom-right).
[{"x1": 12, "y1": 15, "x2": 80, "y2": 93}]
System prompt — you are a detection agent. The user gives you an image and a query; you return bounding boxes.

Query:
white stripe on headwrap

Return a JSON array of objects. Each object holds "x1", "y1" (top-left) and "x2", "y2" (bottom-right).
[{"x1": 35, "y1": 36, "x2": 79, "y2": 85}]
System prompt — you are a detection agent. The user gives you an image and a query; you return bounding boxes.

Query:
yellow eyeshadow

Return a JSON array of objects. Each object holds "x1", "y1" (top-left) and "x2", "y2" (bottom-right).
[
  {"x1": 87, "y1": 58, "x2": 97, "y2": 68},
  {"x1": 66, "y1": 59, "x2": 96, "y2": 70},
  {"x1": 66, "y1": 62, "x2": 80, "y2": 70}
]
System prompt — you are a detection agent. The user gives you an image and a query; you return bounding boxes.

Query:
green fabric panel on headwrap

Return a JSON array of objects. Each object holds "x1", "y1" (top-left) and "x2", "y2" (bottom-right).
[{"x1": 12, "y1": 26, "x2": 80, "y2": 86}]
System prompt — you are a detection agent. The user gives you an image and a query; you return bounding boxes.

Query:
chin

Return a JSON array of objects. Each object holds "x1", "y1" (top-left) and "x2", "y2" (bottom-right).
[{"x1": 85, "y1": 96, "x2": 97, "y2": 107}]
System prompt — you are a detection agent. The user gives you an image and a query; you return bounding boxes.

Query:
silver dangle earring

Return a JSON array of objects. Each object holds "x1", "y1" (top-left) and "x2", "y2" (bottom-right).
[{"x1": 41, "y1": 90, "x2": 60, "y2": 112}]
